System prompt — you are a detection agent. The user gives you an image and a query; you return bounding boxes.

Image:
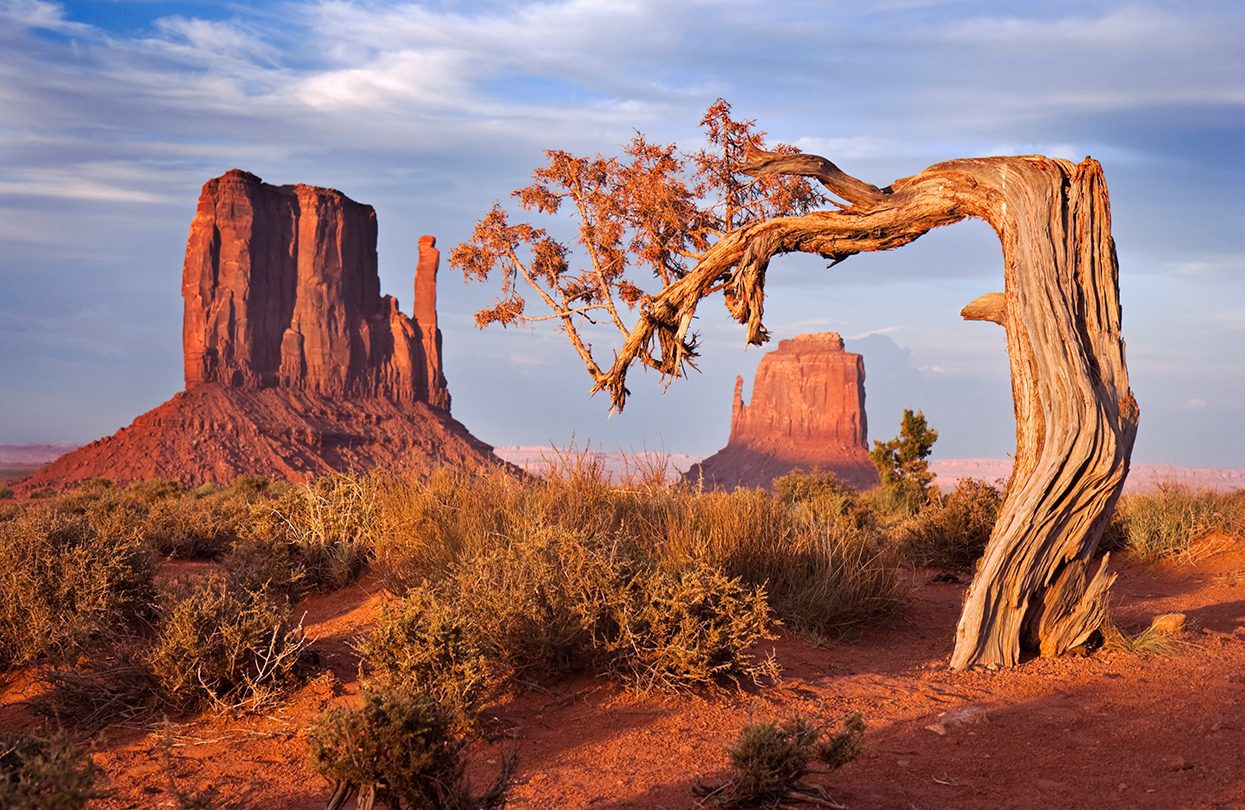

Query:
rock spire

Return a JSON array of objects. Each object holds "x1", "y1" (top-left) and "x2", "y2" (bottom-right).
[{"x1": 686, "y1": 332, "x2": 879, "y2": 490}]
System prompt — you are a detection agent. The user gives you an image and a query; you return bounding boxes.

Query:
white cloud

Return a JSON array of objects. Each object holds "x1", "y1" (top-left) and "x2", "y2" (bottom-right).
[
  {"x1": 0, "y1": 165, "x2": 169, "y2": 203},
  {"x1": 0, "y1": 0, "x2": 89, "y2": 34}
]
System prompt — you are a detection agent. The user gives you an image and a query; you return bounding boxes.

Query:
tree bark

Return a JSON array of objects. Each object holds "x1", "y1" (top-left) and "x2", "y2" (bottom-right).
[{"x1": 599, "y1": 153, "x2": 1139, "y2": 669}]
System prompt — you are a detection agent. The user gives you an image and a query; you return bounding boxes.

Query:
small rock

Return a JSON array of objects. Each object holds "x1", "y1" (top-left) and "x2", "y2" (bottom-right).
[
  {"x1": 1118, "y1": 783, "x2": 1128, "y2": 792},
  {"x1": 1150, "y1": 613, "x2": 1186, "y2": 635},
  {"x1": 897, "y1": 759, "x2": 910, "y2": 767},
  {"x1": 1163, "y1": 756, "x2": 1192, "y2": 772},
  {"x1": 925, "y1": 704, "x2": 991, "y2": 736}
]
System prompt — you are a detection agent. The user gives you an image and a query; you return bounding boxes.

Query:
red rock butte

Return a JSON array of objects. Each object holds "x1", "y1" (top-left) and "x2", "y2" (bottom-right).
[
  {"x1": 20, "y1": 170, "x2": 503, "y2": 490},
  {"x1": 685, "y1": 332, "x2": 880, "y2": 490}
]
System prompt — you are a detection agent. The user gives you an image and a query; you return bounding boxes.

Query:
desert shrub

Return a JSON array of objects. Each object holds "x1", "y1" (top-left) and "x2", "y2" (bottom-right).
[
  {"x1": 125, "y1": 479, "x2": 184, "y2": 504},
  {"x1": 149, "y1": 576, "x2": 307, "y2": 712},
  {"x1": 363, "y1": 520, "x2": 779, "y2": 702},
  {"x1": 766, "y1": 513, "x2": 900, "y2": 636},
  {"x1": 307, "y1": 686, "x2": 511, "y2": 810},
  {"x1": 773, "y1": 470, "x2": 857, "y2": 519},
  {"x1": 599, "y1": 561, "x2": 777, "y2": 691},
  {"x1": 230, "y1": 474, "x2": 377, "y2": 594},
  {"x1": 370, "y1": 468, "x2": 512, "y2": 591},
  {"x1": 32, "y1": 649, "x2": 159, "y2": 733},
  {"x1": 441, "y1": 525, "x2": 621, "y2": 680},
  {"x1": 141, "y1": 492, "x2": 256, "y2": 559},
  {"x1": 370, "y1": 464, "x2": 896, "y2": 673},
  {"x1": 696, "y1": 712, "x2": 865, "y2": 807},
  {"x1": 898, "y1": 478, "x2": 1003, "y2": 572},
  {"x1": 358, "y1": 587, "x2": 493, "y2": 722},
  {"x1": 1112, "y1": 484, "x2": 1245, "y2": 562},
  {"x1": 0, "y1": 505, "x2": 155, "y2": 669},
  {"x1": 132, "y1": 477, "x2": 268, "y2": 559},
  {"x1": 0, "y1": 731, "x2": 106, "y2": 809},
  {"x1": 0, "y1": 483, "x2": 13, "y2": 500},
  {"x1": 665, "y1": 490, "x2": 900, "y2": 637},
  {"x1": 371, "y1": 462, "x2": 669, "y2": 594}
]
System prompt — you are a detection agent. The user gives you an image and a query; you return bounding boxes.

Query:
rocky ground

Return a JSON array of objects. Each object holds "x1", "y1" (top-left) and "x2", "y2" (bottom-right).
[{"x1": 3, "y1": 541, "x2": 1241, "y2": 809}]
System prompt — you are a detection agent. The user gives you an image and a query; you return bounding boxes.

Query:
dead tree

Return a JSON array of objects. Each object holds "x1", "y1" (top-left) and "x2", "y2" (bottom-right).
[{"x1": 455, "y1": 103, "x2": 1138, "y2": 668}]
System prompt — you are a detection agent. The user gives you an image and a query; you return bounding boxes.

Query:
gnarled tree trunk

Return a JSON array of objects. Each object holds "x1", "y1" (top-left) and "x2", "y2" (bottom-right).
[{"x1": 599, "y1": 153, "x2": 1139, "y2": 669}]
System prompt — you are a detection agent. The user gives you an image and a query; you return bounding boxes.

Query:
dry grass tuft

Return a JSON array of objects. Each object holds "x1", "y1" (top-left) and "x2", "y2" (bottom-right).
[
  {"x1": 1112, "y1": 484, "x2": 1245, "y2": 563},
  {"x1": 1099, "y1": 617, "x2": 1194, "y2": 657}
]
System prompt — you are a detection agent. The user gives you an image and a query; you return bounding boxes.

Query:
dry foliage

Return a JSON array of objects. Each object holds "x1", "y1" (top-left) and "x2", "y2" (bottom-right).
[
  {"x1": 149, "y1": 576, "x2": 308, "y2": 713},
  {"x1": 453, "y1": 99, "x2": 824, "y2": 395},
  {"x1": 307, "y1": 685, "x2": 512, "y2": 810},
  {"x1": 1112, "y1": 484, "x2": 1245, "y2": 563},
  {"x1": 230, "y1": 474, "x2": 376, "y2": 595},
  {"x1": 362, "y1": 512, "x2": 780, "y2": 702},
  {"x1": 898, "y1": 479, "x2": 1004, "y2": 573},
  {"x1": 0, "y1": 503, "x2": 155, "y2": 670},
  {"x1": 0, "y1": 731, "x2": 106, "y2": 810},
  {"x1": 357, "y1": 587, "x2": 493, "y2": 723},
  {"x1": 370, "y1": 465, "x2": 900, "y2": 641},
  {"x1": 599, "y1": 561, "x2": 778, "y2": 692}
]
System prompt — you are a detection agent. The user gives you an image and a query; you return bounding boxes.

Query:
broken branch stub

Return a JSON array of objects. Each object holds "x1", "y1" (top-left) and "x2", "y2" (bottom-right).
[{"x1": 601, "y1": 150, "x2": 1137, "y2": 669}]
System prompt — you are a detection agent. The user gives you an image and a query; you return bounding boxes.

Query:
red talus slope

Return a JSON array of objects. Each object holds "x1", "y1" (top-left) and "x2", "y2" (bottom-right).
[{"x1": 20, "y1": 384, "x2": 496, "y2": 488}]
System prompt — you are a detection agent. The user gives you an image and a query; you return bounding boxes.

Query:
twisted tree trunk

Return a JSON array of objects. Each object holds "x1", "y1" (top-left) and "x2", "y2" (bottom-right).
[{"x1": 599, "y1": 153, "x2": 1139, "y2": 668}]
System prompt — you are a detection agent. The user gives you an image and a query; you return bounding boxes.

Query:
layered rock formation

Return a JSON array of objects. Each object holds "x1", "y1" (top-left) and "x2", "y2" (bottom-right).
[
  {"x1": 182, "y1": 169, "x2": 449, "y2": 408},
  {"x1": 21, "y1": 171, "x2": 499, "y2": 490},
  {"x1": 685, "y1": 333, "x2": 880, "y2": 490}
]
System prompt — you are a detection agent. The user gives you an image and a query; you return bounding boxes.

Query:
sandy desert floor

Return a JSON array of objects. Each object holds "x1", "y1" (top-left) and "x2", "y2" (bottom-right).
[{"x1": 3, "y1": 543, "x2": 1242, "y2": 809}]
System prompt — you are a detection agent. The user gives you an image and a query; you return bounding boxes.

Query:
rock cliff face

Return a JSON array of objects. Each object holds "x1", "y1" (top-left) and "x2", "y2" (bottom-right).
[
  {"x1": 686, "y1": 333, "x2": 880, "y2": 490},
  {"x1": 21, "y1": 171, "x2": 498, "y2": 490},
  {"x1": 182, "y1": 169, "x2": 449, "y2": 408}
]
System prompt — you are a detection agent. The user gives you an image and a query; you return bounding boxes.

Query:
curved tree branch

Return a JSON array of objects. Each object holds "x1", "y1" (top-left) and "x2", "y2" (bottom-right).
[{"x1": 595, "y1": 152, "x2": 1138, "y2": 669}]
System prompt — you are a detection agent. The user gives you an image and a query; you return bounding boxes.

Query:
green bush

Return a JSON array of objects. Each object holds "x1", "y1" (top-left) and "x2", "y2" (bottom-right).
[
  {"x1": 898, "y1": 478, "x2": 1003, "y2": 572},
  {"x1": 0, "y1": 731, "x2": 105, "y2": 810},
  {"x1": 870, "y1": 408, "x2": 939, "y2": 515},
  {"x1": 0, "y1": 505, "x2": 154, "y2": 669},
  {"x1": 149, "y1": 576, "x2": 307, "y2": 712},
  {"x1": 307, "y1": 686, "x2": 511, "y2": 810},
  {"x1": 696, "y1": 712, "x2": 865, "y2": 807}
]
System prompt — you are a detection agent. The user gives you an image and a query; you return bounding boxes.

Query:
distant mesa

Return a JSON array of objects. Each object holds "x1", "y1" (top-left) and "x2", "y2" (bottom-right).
[
  {"x1": 20, "y1": 170, "x2": 503, "y2": 490},
  {"x1": 685, "y1": 332, "x2": 881, "y2": 491}
]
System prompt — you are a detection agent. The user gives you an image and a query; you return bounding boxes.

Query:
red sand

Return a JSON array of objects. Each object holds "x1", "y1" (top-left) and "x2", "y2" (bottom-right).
[{"x1": 3, "y1": 545, "x2": 1243, "y2": 809}]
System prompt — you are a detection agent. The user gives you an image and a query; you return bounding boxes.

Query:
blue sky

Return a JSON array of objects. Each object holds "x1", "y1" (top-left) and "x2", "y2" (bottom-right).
[{"x1": 1, "y1": 0, "x2": 1242, "y2": 465}]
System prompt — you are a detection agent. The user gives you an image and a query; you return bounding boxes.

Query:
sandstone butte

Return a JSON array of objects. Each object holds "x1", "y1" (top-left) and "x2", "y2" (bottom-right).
[
  {"x1": 20, "y1": 170, "x2": 503, "y2": 490},
  {"x1": 685, "y1": 332, "x2": 881, "y2": 490}
]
